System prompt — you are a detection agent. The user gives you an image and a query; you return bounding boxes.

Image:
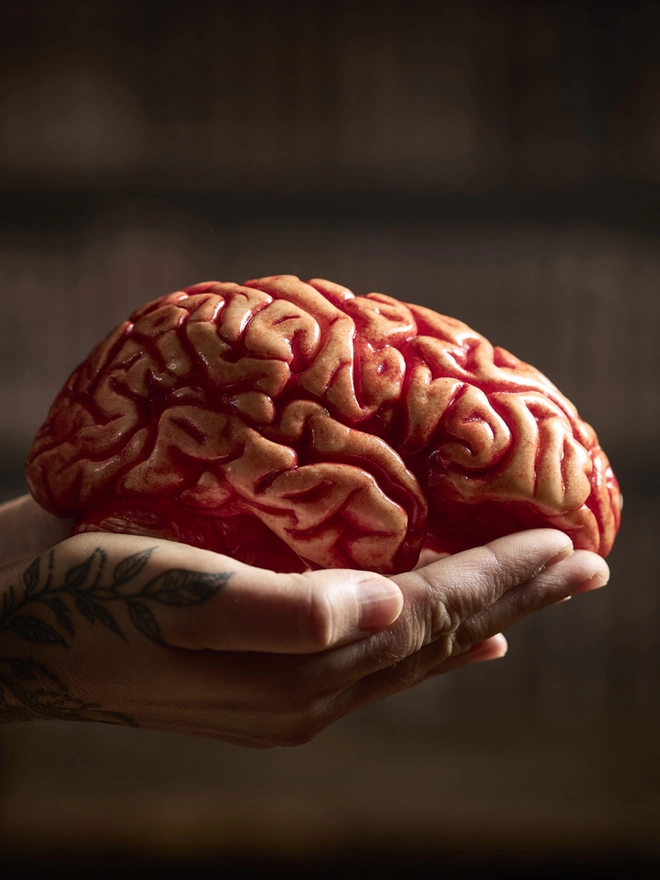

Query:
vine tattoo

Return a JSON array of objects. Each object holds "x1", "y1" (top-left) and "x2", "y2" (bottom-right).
[{"x1": 0, "y1": 546, "x2": 231, "y2": 726}]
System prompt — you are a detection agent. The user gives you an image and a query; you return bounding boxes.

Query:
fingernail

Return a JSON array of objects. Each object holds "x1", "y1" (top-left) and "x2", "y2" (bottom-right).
[
  {"x1": 358, "y1": 580, "x2": 403, "y2": 630},
  {"x1": 573, "y1": 573, "x2": 609, "y2": 594},
  {"x1": 544, "y1": 544, "x2": 574, "y2": 568},
  {"x1": 466, "y1": 640, "x2": 507, "y2": 662}
]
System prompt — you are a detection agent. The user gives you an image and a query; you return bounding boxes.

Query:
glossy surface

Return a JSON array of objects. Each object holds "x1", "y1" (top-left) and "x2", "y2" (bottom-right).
[{"x1": 26, "y1": 275, "x2": 621, "y2": 573}]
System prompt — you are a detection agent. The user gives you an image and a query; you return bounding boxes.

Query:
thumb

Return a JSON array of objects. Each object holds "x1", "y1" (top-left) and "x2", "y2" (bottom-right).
[
  {"x1": 1, "y1": 535, "x2": 403, "y2": 665},
  {"x1": 169, "y1": 564, "x2": 404, "y2": 654},
  {"x1": 67, "y1": 534, "x2": 405, "y2": 654}
]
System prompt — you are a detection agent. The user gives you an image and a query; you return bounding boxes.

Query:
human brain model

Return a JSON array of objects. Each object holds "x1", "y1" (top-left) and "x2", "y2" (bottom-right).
[{"x1": 26, "y1": 275, "x2": 621, "y2": 574}]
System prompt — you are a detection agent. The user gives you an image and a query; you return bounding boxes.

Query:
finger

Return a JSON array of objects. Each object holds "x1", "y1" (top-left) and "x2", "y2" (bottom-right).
[
  {"x1": 56, "y1": 533, "x2": 404, "y2": 654},
  {"x1": 172, "y1": 561, "x2": 403, "y2": 654},
  {"x1": 393, "y1": 528, "x2": 576, "y2": 624},
  {"x1": 448, "y1": 548, "x2": 610, "y2": 653},
  {"x1": 425, "y1": 632, "x2": 509, "y2": 675},
  {"x1": 171, "y1": 564, "x2": 404, "y2": 654},
  {"x1": 414, "y1": 547, "x2": 450, "y2": 570},
  {"x1": 113, "y1": 546, "x2": 603, "y2": 738},
  {"x1": 326, "y1": 630, "x2": 510, "y2": 726},
  {"x1": 294, "y1": 529, "x2": 575, "y2": 694},
  {"x1": 339, "y1": 549, "x2": 608, "y2": 715},
  {"x1": 463, "y1": 632, "x2": 509, "y2": 662},
  {"x1": 362, "y1": 548, "x2": 606, "y2": 696}
]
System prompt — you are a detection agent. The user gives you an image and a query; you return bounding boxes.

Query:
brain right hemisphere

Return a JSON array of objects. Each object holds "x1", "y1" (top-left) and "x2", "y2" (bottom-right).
[{"x1": 26, "y1": 275, "x2": 621, "y2": 574}]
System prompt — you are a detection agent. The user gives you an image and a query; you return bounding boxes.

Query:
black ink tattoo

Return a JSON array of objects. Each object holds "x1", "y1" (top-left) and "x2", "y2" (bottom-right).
[
  {"x1": 0, "y1": 655, "x2": 135, "y2": 727},
  {"x1": 0, "y1": 547, "x2": 231, "y2": 726}
]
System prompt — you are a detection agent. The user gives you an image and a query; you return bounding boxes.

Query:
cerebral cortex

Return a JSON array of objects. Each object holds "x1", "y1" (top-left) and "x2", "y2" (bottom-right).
[{"x1": 26, "y1": 275, "x2": 621, "y2": 574}]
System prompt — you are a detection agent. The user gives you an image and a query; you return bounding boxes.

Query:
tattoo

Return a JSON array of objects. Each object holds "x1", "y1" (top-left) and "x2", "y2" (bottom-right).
[
  {"x1": 0, "y1": 547, "x2": 231, "y2": 726},
  {"x1": 0, "y1": 656, "x2": 135, "y2": 727}
]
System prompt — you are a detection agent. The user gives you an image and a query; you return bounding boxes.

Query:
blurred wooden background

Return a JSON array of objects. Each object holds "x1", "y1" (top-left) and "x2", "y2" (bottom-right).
[{"x1": 0, "y1": 0, "x2": 659, "y2": 874}]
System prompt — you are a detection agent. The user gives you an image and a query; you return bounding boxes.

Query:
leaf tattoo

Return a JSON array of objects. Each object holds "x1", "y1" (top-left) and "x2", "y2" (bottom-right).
[
  {"x1": 22, "y1": 556, "x2": 40, "y2": 597},
  {"x1": 74, "y1": 592, "x2": 96, "y2": 623},
  {"x1": 9, "y1": 615, "x2": 67, "y2": 647},
  {"x1": 41, "y1": 597, "x2": 75, "y2": 635},
  {"x1": 128, "y1": 601, "x2": 163, "y2": 644},
  {"x1": 12, "y1": 659, "x2": 38, "y2": 681},
  {"x1": 90, "y1": 601, "x2": 123, "y2": 637},
  {"x1": 142, "y1": 569, "x2": 231, "y2": 606},
  {"x1": 113, "y1": 547, "x2": 154, "y2": 588},
  {"x1": 0, "y1": 544, "x2": 234, "y2": 724},
  {"x1": 64, "y1": 547, "x2": 106, "y2": 592},
  {"x1": 1, "y1": 546, "x2": 231, "y2": 647},
  {"x1": 64, "y1": 553, "x2": 96, "y2": 591}
]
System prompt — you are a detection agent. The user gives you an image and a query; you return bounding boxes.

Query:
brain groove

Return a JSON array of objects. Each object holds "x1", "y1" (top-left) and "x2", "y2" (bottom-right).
[{"x1": 26, "y1": 275, "x2": 621, "y2": 574}]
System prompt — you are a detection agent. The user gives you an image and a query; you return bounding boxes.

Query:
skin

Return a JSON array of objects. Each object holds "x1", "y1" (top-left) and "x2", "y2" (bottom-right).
[{"x1": 0, "y1": 495, "x2": 609, "y2": 747}]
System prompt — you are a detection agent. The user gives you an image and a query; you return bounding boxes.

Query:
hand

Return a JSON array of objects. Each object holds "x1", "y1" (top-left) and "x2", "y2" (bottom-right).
[{"x1": 0, "y1": 518, "x2": 609, "y2": 746}]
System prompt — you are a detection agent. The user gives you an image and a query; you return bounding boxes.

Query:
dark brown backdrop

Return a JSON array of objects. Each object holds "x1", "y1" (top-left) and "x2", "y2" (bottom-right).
[{"x1": 0, "y1": 1, "x2": 658, "y2": 875}]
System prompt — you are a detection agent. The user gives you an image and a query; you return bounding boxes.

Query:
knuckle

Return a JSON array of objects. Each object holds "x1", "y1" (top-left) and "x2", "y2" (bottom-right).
[
  {"x1": 519, "y1": 585, "x2": 547, "y2": 614},
  {"x1": 366, "y1": 599, "x2": 458, "y2": 669},
  {"x1": 386, "y1": 645, "x2": 453, "y2": 694},
  {"x1": 434, "y1": 633, "x2": 457, "y2": 663},
  {"x1": 295, "y1": 576, "x2": 338, "y2": 650},
  {"x1": 375, "y1": 629, "x2": 422, "y2": 666},
  {"x1": 412, "y1": 571, "x2": 470, "y2": 642},
  {"x1": 500, "y1": 582, "x2": 546, "y2": 620},
  {"x1": 427, "y1": 600, "x2": 461, "y2": 641},
  {"x1": 479, "y1": 544, "x2": 518, "y2": 589},
  {"x1": 452, "y1": 620, "x2": 486, "y2": 655}
]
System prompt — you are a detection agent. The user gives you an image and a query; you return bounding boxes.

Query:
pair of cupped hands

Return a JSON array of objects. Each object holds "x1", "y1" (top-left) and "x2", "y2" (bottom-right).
[{"x1": 0, "y1": 495, "x2": 609, "y2": 747}]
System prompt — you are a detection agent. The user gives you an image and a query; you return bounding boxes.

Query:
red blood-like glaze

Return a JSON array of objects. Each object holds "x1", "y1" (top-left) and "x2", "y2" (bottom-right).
[{"x1": 26, "y1": 275, "x2": 621, "y2": 574}]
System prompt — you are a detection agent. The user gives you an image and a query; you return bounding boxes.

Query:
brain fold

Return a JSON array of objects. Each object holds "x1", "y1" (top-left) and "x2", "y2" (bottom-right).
[{"x1": 26, "y1": 275, "x2": 621, "y2": 573}]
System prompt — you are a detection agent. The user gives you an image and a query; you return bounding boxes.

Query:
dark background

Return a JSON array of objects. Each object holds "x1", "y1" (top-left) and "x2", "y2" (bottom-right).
[{"x1": 0, "y1": 0, "x2": 658, "y2": 876}]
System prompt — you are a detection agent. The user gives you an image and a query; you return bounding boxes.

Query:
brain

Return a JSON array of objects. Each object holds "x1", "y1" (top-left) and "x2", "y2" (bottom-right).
[{"x1": 26, "y1": 275, "x2": 621, "y2": 574}]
